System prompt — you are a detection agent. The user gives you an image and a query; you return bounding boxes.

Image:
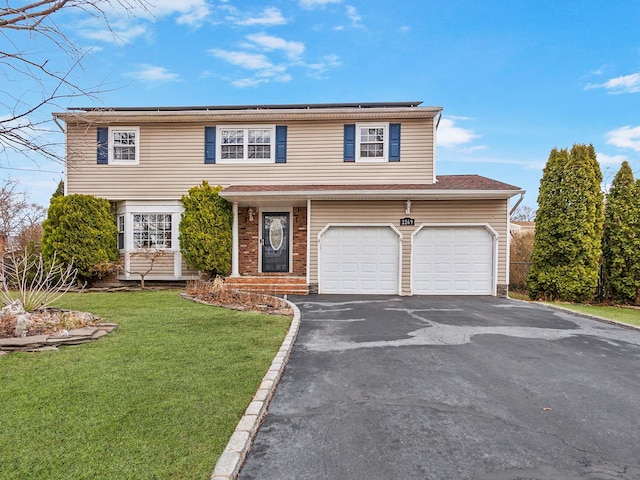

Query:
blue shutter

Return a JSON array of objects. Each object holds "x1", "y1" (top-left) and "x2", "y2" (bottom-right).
[
  {"x1": 275, "y1": 125, "x2": 287, "y2": 163},
  {"x1": 344, "y1": 124, "x2": 356, "y2": 162},
  {"x1": 204, "y1": 126, "x2": 216, "y2": 164},
  {"x1": 97, "y1": 127, "x2": 108, "y2": 164},
  {"x1": 389, "y1": 123, "x2": 401, "y2": 162}
]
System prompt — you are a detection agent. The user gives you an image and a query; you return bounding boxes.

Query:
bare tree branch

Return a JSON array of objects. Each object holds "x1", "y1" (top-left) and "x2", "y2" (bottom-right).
[{"x1": 0, "y1": 0, "x2": 149, "y2": 165}]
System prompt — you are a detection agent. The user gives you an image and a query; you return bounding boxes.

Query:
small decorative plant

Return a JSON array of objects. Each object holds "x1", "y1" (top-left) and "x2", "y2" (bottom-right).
[{"x1": 1, "y1": 251, "x2": 79, "y2": 313}]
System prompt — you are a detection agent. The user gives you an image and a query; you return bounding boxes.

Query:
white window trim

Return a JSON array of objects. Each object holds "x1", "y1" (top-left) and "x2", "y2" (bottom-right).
[
  {"x1": 115, "y1": 201, "x2": 199, "y2": 281},
  {"x1": 355, "y1": 122, "x2": 389, "y2": 163},
  {"x1": 216, "y1": 125, "x2": 276, "y2": 164},
  {"x1": 117, "y1": 214, "x2": 125, "y2": 251},
  {"x1": 109, "y1": 126, "x2": 140, "y2": 165},
  {"x1": 131, "y1": 213, "x2": 174, "y2": 250}
]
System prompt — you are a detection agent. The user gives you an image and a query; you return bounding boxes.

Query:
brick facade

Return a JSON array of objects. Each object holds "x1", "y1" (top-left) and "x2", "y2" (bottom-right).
[{"x1": 238, "y1": 207, "x2": 307, "y2": 277}]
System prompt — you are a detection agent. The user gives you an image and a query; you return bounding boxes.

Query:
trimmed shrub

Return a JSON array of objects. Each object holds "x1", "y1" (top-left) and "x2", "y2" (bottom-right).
[
  {"x1": 179, "y1": 181, "x2": 233, "y2": 277},
  {"x1": 42, "y1": 194, "x2": 118, "y2": 282}
]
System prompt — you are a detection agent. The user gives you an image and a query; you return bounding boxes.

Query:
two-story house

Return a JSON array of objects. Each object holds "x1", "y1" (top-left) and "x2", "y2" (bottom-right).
[{"x1": 53, "y1": 101, "x2": 524, "y2": 296}]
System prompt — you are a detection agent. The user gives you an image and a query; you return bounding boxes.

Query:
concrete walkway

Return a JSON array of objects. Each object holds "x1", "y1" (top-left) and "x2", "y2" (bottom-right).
[{"x1": 239, "y1": 295, "x2": 640, "y2": 480}]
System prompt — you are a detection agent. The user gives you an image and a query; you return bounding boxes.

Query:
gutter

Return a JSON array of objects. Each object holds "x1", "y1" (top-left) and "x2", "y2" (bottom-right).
[{"x1": 220, "y1": 188, "x2": 526, "y2": 205}]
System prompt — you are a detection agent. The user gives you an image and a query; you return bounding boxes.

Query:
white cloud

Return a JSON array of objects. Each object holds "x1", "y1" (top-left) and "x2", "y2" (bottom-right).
[
  {"x1": 142, "y1": 0, "x2": 211, "y2": 25},
  {"x1": 345, "y1": 5, "x2": 362, "y2": 27},
  {"x1": 232, "y1": 73, "x2": 292, "y2": 88},
  {"x1": 78, "y1": 18, "x2": 148, "y2": 45},
  {"x1": 586, "y1": 72, "x2": 640, "y2": 94},
  {"x1": 606, "y1": 125, "x2": 640, "y2": 151},
  {"x1": 300, "y1": 0, "x2": 342, "y2": 9},
  {"x1": 209, "y1": 48, "x2": 292, "y2": 87},
  {"x1": 305, "y1": 54, "x2": 341, "y2": 78},
  {"x1": 399, "y1": 26, "x2": 411, "y2": 33},
  {"x1": 231, "y1": 7, "x2": 286, "y2": 26},
  {"x1": 597, "y1": 152, "x2": 629, "y2": 165},
  {"x1": 436, "y1": 118, "x2": 481, "y2": 148},
  {"x1": 77, "y1": 1, "x2": 211, "y2": 44},
  {"x1": 127, "y1": 64, "x2": 181, "y2": 83},
  {"x1": 210, "y1": 50, "x2": 277, "y2": 71},
  {"x1": 246, "y1": 33, "x2": 305, "y2": 60}
]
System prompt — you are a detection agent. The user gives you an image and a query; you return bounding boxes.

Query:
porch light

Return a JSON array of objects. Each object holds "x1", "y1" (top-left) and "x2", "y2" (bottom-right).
[
  {"x1": 248, "y1": 207, "x2": 255, "y2": 222},
  {"x1": 405, "y1": 200, "x2": 412, "y2": 215}
]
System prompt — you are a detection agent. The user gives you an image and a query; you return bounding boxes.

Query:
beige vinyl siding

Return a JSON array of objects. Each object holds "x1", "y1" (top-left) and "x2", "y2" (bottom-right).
[
  {"x1": 309, "y1": 199, "x2": 508, "y2": 295},
  {"x1": 181, "y1": 260, "x2": 199, "y2": 277},
  {"x1": 65, "y1": 118, "x2": 434, "y2": 199},
  {"x1": 128, "y1": 251, "x2": 174, "y2": 277}
]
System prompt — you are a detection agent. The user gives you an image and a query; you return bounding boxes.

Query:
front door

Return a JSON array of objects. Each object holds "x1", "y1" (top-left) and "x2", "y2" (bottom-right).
[{"x1": 262, "y1": 212, "x2": 290, "y2": 273}]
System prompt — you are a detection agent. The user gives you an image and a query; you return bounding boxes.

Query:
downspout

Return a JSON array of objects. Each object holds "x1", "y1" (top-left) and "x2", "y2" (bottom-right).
[
  {"x1": 433, "y1": 111, "x2": 442, "y2": 184},
  {"x1": 509, "y1": 192, "x2": 525, "y2": 216},
  {"x1": 53, "y1": 115, "x2": 67, "y2": 195},
  {"x1": 53, "y1": 116, "x2": 66, "y2": 133},
  {"x1": 506, "y1": 192, "x2": 525, "y2": 293},
  {"x1": 306, "y1": 198, "x2": 311, "y2": 287}
]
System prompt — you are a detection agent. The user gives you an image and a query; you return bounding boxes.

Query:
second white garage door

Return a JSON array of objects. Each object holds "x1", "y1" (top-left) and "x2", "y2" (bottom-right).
[
  {"x1": 320, "y1": 226, "x2": 400, "y2": 294},
  {"x1": 412, "y1": 226, "x2": 494, "y2": 295}
]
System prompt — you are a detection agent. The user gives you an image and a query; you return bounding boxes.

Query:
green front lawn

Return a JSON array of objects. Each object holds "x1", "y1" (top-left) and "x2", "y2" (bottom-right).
[
  {"x1": 0, "y1": 290, "x2": 291, "y2": 480},
  {"x1": 548, "y1": 302, "x2": 640, "y2": 327}
]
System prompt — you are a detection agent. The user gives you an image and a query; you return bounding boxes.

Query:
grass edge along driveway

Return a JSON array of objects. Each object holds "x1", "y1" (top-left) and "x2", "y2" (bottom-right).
[
  {"x1": 0, "y1": 290, "x2": 291, "y2": 480},
  {"x1": 544, "y1": 301, "x2": 640, "y2": 328}
]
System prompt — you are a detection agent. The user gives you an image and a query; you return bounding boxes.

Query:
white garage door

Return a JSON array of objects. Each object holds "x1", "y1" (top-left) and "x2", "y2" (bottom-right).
[
  {"x1": 320, "y1": 226, "x2": 400, "y2": 294},
  {"x1": 412, "y1": 227, "x2": 494, "y2": 295}
]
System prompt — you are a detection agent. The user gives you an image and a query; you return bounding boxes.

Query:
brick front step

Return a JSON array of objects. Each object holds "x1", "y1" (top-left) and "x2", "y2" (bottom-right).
[{"x1": 225, "y1": 276, "x2": 308, "y2": 295}]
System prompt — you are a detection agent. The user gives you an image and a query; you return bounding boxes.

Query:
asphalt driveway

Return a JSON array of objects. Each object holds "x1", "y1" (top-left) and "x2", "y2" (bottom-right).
[{"x1": 239, "y1": 296, "x2": 640, "y2": 480}]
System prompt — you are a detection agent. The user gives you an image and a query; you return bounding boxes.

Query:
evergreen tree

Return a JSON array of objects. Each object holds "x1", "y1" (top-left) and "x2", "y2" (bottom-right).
[
  {"x1": 602, "y1": 162, "x2": 640, "y2": 303},
  {"x1": 42, "y1": 194, "x2": 118, "y2": 282},
  {"x1": 51, "y1": 180, "x2": 64, "y2": 200},
  {"x1": 528, "y1": 144, "x2": 604, "y2": 301},
  {"x1": 179, "y1": 181, "x2": 233, "y2": 277}
]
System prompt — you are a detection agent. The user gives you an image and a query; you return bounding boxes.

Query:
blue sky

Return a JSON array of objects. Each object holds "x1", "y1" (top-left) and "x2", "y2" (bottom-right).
[{"x1": 3, "y1": 0, "x2": 640, "y2": 209}]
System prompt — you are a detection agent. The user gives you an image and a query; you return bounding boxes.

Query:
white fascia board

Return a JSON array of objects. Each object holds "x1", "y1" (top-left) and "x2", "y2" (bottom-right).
[
  {"x1": 219, "y1": 188, "x2": 526, "y2": 204},
  {"x1": 52, "y1": 107, "x2": 442, "y2": 124}
]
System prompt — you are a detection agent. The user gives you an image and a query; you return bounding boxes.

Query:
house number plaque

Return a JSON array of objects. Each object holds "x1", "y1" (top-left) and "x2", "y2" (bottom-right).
[{"x1": 400, "y1": 217, "x2": 415, "y2": 226}]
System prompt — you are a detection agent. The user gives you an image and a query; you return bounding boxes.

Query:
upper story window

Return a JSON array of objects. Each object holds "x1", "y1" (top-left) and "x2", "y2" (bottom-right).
[
  {"x1": 205, "y1": 125, "x2": 287, "y2": 165},
  {"x1": 358, "y1": 124, "x2": 387, "y2": 160},
  {"x1": 112, "y1": 128, "x2": 138, "y2": 163},
  {"x1": 97, "y1": 126, "x2": 140, "y2": 165},
  {"x1": 218, "y1": 126, "x2": 275, "y2": 164},
  {"x1": 344, "y1": 123, "x2": 400, "y2": 163}
]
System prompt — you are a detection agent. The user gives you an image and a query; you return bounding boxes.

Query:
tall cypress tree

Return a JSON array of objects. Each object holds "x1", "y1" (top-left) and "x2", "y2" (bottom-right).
[
  {"x1": 528, "y1": 144, "x2": 604, "y2": 301},
  {"x1": 602, "y1": 162, "x2": 640, "y2": 303},
  {"x1": 528, "y1": 148, "x2": 569, "y2": 299}
]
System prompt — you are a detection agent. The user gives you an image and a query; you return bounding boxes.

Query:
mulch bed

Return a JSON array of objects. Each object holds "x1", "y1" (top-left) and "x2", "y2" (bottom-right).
[{"x1": 184, "y1": 290, "x2": 293, "y2": 316}]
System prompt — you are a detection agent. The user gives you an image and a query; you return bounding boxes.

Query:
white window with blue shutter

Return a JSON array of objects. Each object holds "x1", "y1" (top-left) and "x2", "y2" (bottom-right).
[
  {"x1": 209, "y1": 125, "x2": 287, "y2": 164},
  {"x1": 344, "y1": 123, "x2": 401, "y2": 162},
  {"x1": 96, "y1": 126, "x2": 140, "y2": 165}
]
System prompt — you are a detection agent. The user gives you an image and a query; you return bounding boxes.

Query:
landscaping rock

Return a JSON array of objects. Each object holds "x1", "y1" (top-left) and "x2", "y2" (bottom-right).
[{"x1": 0, "y1": 319, "x2": 118, "y2": 353}]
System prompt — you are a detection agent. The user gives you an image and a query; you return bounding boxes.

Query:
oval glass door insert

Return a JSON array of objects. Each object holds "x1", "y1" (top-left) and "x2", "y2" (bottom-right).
[{"x1": 268, "y1": 217, "x2": 284, "y2": 251}]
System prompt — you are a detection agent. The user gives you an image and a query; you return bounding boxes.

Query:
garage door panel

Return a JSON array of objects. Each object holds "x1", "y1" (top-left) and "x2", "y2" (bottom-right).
[
  {"x1": 320, "y1": 226, "x2": 400, "y2": 294},
  {"x1": 413, "y1": 227, "x2": 493, "y2": 295}
]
